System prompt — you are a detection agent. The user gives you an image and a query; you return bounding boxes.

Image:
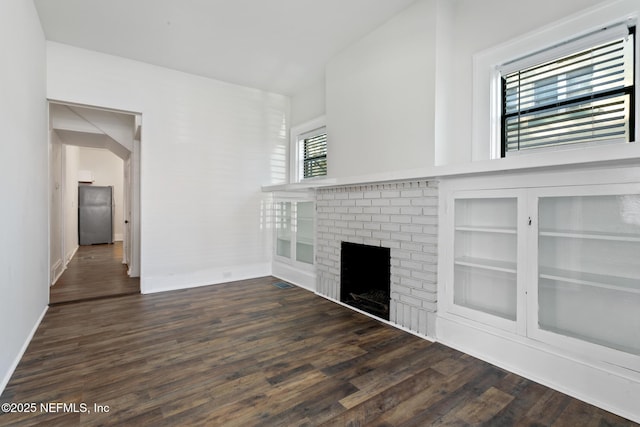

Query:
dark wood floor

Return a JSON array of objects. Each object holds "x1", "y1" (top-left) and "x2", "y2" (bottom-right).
[
  {"x1": 50, "y1": 242, "x2": 140, "y2": 305},
  {"x1": 1, "y1": 277, "x2": 636, "y2": 426}
]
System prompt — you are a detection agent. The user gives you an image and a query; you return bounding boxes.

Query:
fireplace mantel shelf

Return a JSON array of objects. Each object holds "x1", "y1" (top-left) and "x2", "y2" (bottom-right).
[{"x1": 262, "y1": 143, "x2": 640, "y2": 192}]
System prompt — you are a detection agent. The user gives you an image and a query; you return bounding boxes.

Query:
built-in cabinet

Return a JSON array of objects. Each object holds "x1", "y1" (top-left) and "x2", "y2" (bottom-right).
[
  {"x1": 273, "y1": 196, "x2": 316, "y2": 290},
  {"x1": 444, "y1": 177, "x2": 640, "y2": 374}
]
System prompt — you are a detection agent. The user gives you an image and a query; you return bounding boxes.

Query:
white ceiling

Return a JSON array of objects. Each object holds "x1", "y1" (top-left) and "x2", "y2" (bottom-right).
[{"x1": 34, "y1": 0, "x2": 417, "y2": 95}]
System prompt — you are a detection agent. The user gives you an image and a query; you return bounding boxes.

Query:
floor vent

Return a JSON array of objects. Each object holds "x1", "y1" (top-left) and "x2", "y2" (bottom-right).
[{"x1": 273, "y1": 282, "x2": 294, "y2": 289}]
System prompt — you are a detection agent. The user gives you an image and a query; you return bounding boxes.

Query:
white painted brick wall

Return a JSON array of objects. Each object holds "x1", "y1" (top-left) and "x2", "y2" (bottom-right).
[{"x1": 315, "y1": 180, "x2": 438, "y2": 336}]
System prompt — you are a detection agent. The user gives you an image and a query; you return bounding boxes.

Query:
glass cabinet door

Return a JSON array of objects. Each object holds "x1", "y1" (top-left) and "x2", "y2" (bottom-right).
[
  {"x1": 274, "y1": 200, "x2": 314, "y2": 266},
  {"x1": 453, "y1": 196, "x2": 518, "y2": 324},
  {"x1": 275, "y1": 202, "x2": 292, "y2": 258},
  {"x1": 537, "y1": 192, "x2": 640, "y2": 356},
  {"x1": 295, "y1": 201, "x2": 314, "y2": 264}
]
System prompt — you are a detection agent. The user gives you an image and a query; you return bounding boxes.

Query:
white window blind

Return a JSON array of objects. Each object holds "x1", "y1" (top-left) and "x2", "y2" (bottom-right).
[{"x1": 501, "y1": 25, "x2": 635, "y2": 155}]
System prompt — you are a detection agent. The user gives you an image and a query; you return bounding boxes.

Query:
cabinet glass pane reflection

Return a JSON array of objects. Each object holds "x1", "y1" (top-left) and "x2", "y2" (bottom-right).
[
  {"x1": 538, "y1": 195, "x2": 640, "y2": 355},
  {"x1": 276, "y1": 202, "x2": 292, "y2": 258},
  {"x1": 454, "y1": 198, "x2": 517, "y2": 321},
  {"x1": 296, "y1": 201, "x2": 314, "y2": 264}
]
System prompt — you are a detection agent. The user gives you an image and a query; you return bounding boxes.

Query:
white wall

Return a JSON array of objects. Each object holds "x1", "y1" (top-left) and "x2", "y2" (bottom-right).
[
  {"x1": 78, "y1": 147, "x2": 125, "y2": 241},
  {"x1": 46, "y1": 42, "x2": 289, "y2": 293},
  {"x1": 0, "y1": 0, "x2": 48, "y2": 393},
  {"x1": 433, "y1": 0, "x2": 455, "y2": 167},
  {"x1": 290, "y1": 76, "x2": 326, "y2": 127},
  {"x1": 64, "y1": 145, "x2": 79, "y2": 262},
  {"x1": 326, "y1": 0, "x2": 437, "y2": 178},
  {"x1": 317, "y1": 0, "x2": 615, "y2": 174},
  {"x1": 438, "y1": 0, "x2": 611, "y2": 165}
]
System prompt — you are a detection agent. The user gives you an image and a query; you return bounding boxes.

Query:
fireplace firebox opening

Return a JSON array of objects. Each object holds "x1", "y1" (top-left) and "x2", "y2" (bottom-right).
[{"x1": 340, "y1": 241, "x2": 391, "y2": 320}]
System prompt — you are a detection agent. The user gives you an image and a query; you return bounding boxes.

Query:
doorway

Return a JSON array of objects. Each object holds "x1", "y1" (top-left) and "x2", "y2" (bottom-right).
[{"x1": 48, "y1": 101, "x2": 141, "y2": 304}]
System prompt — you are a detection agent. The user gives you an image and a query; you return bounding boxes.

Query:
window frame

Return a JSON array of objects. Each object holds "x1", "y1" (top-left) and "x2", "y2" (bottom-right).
[
  {"x1": 499, "y1": 24, "x2": 635, "y2": 157},
  {"x1": 289, "y1": 116, "x2": 327, "y2": 183},
  {"x1": 471, "y1": 1, "x2": 640, "y2": 161},
  {"x1": 300, "y1": 126, "x2": 327, "y2": 179}
]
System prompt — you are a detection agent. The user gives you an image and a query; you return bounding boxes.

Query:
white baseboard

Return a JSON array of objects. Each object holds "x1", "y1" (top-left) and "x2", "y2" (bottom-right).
[
  {"x1": 65, "y1": 245, "x2": 78, "y2": 264},
  {"x1": 52, "y1": 246, "x2": 79, "y2": 286},
  {"x1": 272, "y1": 261, "x2": 316, "y2": 292},
  {"x1": 140, "y1": 263, "x2": 271, "y2": 294},
  {"x1": 50, "y1": 259, "x2": 64, "y2": 286},
  {"x1": 114, "y1": 234, "x2": 123, "y2": 242},
  {"x1": 0, "y1": 305, "x2": 48, "y2": 396}
]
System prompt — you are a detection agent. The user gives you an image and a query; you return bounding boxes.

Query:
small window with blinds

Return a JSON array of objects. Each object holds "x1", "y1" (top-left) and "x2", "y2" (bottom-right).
[
  {"x1": 501, "y1": 25, "x2": 635, "y2": 156},
  {"x1": 300, "y1": 127, "x2": 327, "y2": 179}
]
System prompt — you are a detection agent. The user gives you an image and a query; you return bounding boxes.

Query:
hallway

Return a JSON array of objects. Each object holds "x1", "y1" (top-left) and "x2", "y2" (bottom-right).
[{"x1": 50, "y1": 242, "x2": 140, "y2": 305}]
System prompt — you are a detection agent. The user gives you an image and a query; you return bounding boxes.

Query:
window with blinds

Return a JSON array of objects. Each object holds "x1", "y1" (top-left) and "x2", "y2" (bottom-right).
[
  {"x1": 301, "y1": 129, "x2": 327, "y2": 179},
  {"x1": 501, "y1": 26, "x2": 635, "y2": 156}
]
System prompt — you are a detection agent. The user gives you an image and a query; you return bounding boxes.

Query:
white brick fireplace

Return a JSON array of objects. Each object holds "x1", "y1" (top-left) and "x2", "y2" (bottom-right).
[{"x1": 315, "y1": 180, "x2": 438, "y2": 337}]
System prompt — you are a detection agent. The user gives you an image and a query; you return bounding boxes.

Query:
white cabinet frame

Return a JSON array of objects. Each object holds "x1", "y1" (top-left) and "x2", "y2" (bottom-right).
[
  {"x1": 526, "y1": 183, "x2": 640, "y2": 373},
  {"x1": 442, "y1": 175, "x2": 640, "y2": 374},
  {"x1": 272, "y1": 192, "x2": 317, "y2": 291},
  {"x1": 438, "y1": 166, "x2": 640, "y2": 422},
  {"x1": 444, "y1": 189, "x2": 528, "y2": 334}
]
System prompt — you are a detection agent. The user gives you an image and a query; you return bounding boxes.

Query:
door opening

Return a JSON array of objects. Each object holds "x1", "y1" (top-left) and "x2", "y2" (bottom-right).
[{"x1": 48, "y1": 101, "x2": 141, "y2": 304}]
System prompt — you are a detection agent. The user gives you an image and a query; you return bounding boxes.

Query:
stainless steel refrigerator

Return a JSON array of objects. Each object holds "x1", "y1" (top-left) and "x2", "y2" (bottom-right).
[{"x1": 78, "y1": 185, "x2": 113, "y2": 245}]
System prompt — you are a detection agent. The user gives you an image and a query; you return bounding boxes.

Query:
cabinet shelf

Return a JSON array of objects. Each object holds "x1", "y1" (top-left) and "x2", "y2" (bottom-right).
[
  {"x1": 539, "y1": 229, "x2": 640, "y2": 243},
  {"x1": 455, "y1": 256, "x2": 517, "y2": 274},
  {"x1": 539, "y1": 267, "x2": 640, "y2": 295},
  {"x1": 456, "y1": 225, "x2": 517, "y2": 234}
]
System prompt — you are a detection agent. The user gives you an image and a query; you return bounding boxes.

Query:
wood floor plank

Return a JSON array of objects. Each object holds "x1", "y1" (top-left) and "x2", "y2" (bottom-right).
[
  {"x1": 366, "y1": 357, "x2": 491, "y2": 426},
  {"x1": 453, "y1": 386, "x2": 515, "y2": 425},
  {"x1": 488, "y1": 373, "x2": 550, "y2": 426},
  {"x1": 525, "y1": 388, "x2": 574, "y2": 425},
  {"x1": 319, "y1": 367, "x2": 446, "y2": 427},
  {"x1": 1, "y1": 246, "x2": 637, "y2": 426},
  {"x1": 338, "y1": 340, "x2": 444, "y2": 409},
  {"x1": 50, "y1": 242, "x2": 139, "y2": 304}
]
